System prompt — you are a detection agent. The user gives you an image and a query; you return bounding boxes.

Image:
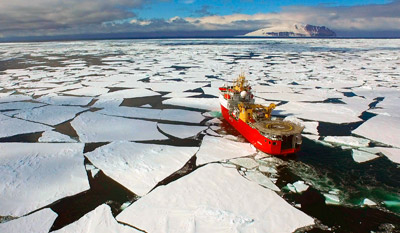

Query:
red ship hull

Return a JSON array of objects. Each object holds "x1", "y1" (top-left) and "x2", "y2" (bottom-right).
[{"x1": 220, "y1": 104, "x2": 300, "y2": 155}]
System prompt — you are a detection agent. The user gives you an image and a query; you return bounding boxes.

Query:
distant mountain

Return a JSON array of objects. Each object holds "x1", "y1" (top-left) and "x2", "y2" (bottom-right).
[{"x1": 245, "y1": 23, "x2": 336, "y2": 37}]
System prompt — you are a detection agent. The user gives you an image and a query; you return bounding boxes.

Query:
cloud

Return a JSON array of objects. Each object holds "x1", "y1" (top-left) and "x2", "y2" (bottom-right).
[
  {"x1": 1, "y1": 0, "x2": 400, "y2": 38},
  {"x1": 184, "y1": 1, "x2": 400, "y2": 32},
  {"x1": 0, "y1": 0, "x2": 143, "y2": 36}
]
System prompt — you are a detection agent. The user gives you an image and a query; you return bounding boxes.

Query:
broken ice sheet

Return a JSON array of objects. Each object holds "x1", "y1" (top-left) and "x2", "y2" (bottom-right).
[
  {"x1": 37, "y1": 94, "x2": 93, "y2": 106},
  {"x1": 323, "y1": 136, "x2": 370, "y2": 148},
  {"x1": 157, "y1": 123, "x2": 206, "y2": 139},
  {"x1": 0, "y1": 95, "x2": 31, "y2": 103},
  {"x1": 196, "y1": 135, "x2": 256, "y2": 166},
  {"x1": 244, "y1": 170, "x2": 280, "y2": 191},
  {"x1": 163, "y1": 97, "x2": 220, "y2": 111},
  {"x1": 97, "y1": 88, "x2": 160, "y2": 99},
  {"x1": 0, "y1": 143, "x2": 89, "y2": 216},
  {"x1": 323, "y1": 193, "x2": 340, "y2": 205},
  {"x1": 229, "y1": 157, "x2": 259, "y2": 169},
  {"x1": 99, "y1": 106, "x2": 205, "y2": 124},
  {"x1": 0, "y1": 102, "x2": 45, "y2": 111},
  {"x1": 12, "y1": 105, "x2": 87, "y2": 126},
  {"x1": 71, "y1": 112, "x2": 167, "y2": 143},
  {"x1": 278, "y1": 102, "x2": 363, "y2": 124},
  {"x1": 287, "y1": 181, "x2": 309, "y2": 193},
  {"x1": 38, "y1": 130, "x2": 77, "y2": 142},
  {"x1": 353, "y1": 115, "x2": 400, "y2": 148},
  {"x1": 375, "y1": 147, "x2": 400, "y2": 164},
  {"x1": 53, "y1": 204, "x2": 140, "y2": 233},
  {"x1": 117, "y1": 164, "x2": 314, "y2": 233},
  {"x1": 351, "y1": 149, "x2": 379, "y2": 163},
  {"x1": 62, "y1": 87, "x2": 109, "y2": 96},
  {"x1": 85, "y1": 141, "x2": 198, "y2": 196},
  {"x1": 0, "y1": 208, "x2": 57, "y2": 233},
  {"x1": 0, "y1": 114, "x2": 52, "y2": 138}
]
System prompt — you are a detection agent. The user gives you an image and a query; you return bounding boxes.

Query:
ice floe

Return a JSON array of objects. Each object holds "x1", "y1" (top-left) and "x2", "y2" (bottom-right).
[
  {"x1": 229, "y1": 157, "x2": 259, "y2": 169},
  {"x1": 37, "y1": 94, "x2": 93, "y2": 106},
  {"x1": 0, "y1": 95, "x2": 31, "y2": 103},
  {"x1": 63, "y1": 87, "x2": 109, "y2": 96},
  {"x1": 374, "y1": 147, "x2": 400, "y2": 164},
  {"x1": 71, "y1": 112, "x2": 167, "y2": 142},
  {"x1": 0, "y1": 143, "x2": 89, "y2": 216},
  {"x1": 163, "y1": 97, "x2": 220, "y2": 111},
  {"x1": 287, "y1": 181, "x2": 309, "y2": 193},
  {"x1": 98, "y1": 107, "x2": 204, "y2": 124},
  {"x1": 53, "y1": 204, "x2": 140, "y2": 233},
  {"x1": 196, "y1": 136, "x2": 256, "y2": 166},
  {"x1": 323, "y1": 193, "x2": 340, "y2": 205},
  {"x1": 117, "y1": 164, "x2": 314, "y2": 233},
  {"x1": 0, "y1": 208, "x2": 57, "y2": 233},
  {"x1": 0, "y1": 114, "x2": 52, "y2": 138},
  {"x1": 157, "y1": 123, "x2": 206, "y2": 139},
  {"x1": 0, "y1": 102, "x2": 45, "y2": 111},
  {"x1": 38, "y1": 130, "x2": 77, "y2": 142},
  {"x1": 161, "y1": 109, "x2": 205, "y2": 123},
  {"x1": 323, "y1": 136, "x2": 370, "y2": 148},
  {"x1": 351, "y1": 149, "x2": 379, "y2": 163},
  {"x1": 97, "y1": 88, "x2": 160, "y2": 99},
  {"x1": 362, "y1": 198, "x2": 377, "y2": 206},
  {"x1": 352, "y1": 115, "x2": 400, "y2": 148},
  {"x1": 85, "y1": 141, "x2": 198, "y2": 196},
  {"x1": 12, "y1": 105, "x2": 87, "y2": 126},
  {"x1": 278, "y1": 102, "x2": 363, "y2": 124}
]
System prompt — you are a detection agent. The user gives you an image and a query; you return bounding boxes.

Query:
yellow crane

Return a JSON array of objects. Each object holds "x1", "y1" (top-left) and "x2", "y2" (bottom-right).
[{"x1": 238, "y1": 102, "x2": 276, "y2": 123}]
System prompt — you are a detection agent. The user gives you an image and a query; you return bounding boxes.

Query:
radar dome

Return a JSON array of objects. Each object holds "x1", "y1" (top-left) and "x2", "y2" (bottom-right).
[{"x1": 240, "y1": 91, "x2": 247, "y2": 98}]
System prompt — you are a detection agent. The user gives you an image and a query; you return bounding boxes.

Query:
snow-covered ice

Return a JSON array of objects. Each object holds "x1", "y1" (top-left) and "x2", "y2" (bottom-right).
[
  {"x1": 85, "y1": 141, "x2": 198, "y2": 196},
  {"x1": 375, "y1": 147, "x2": 400, "y2": 164},
  {"x1": 196, "y1": 136, "x2": 256, "y2": 166},
  {"x1": 229, "y1": 157, "x2": 259, "y2": 169},
  {"x1": 12, "y1": 105, "x2": 87, "y2": 126},
  {"x1": 0, "y1": 114, "x2": 52, "y2": 138},
  {"x1": 98, "y1": 107, "x2": 204, "y2": 123},
  {"x1": 117, "y1": 164, "x2": 314, "y2": 233},
  {"x1": 53, "y1": 204, "x2": 140, "y2": 233},
  {"x1": 163, "y1": 97, "x2": 220, "y2": 111},
  {"x1": 353, "y1": 115, "x2": 400, "y2": 148},
  {"x1": 97, "y1": 88, "x2": 160, "y2": 99},
  {"x1": 244, "y1": 170, "x2": 280, "y2": 191},
  {"x1": 0, "y1": 208, "x2": 57, "y2": 233},
  {"x1": 278, "y1": 102, "x2": 363, "y2": 124},
  {"x1": 157, "y1": 123, "x2": 206, "y2": 138},
  {"x1": 62, "y1": 87, "x2": 109, "y2": 96},
  {"x1": 0, "y1": 143, "x2": 89, "y2": 216},
  {"x1": 71, "y1": 112, "x2": 167, "y2": 142},
  {"x1": 0, "y1": 102, "x2": 45, "y2": 111},
  {"x1": 37, "y1": 94, "x2": 93, "y2": 106}
]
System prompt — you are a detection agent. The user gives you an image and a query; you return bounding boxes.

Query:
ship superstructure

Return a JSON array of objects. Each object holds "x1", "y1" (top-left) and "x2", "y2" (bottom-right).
[{"x1": 219, "y1": 74, "x2": 303, "y2": 155}]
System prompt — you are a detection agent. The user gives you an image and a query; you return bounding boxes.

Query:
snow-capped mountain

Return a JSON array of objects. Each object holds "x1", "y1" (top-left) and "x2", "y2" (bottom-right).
[{"x1": 245, "y1": 23, "x2": 336, "y2": 37}]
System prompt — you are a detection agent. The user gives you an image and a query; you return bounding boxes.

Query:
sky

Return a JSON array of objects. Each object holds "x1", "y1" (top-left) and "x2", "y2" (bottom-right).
[{"x1": 0, "y1": 0, "x2": 400, "y2": 40}]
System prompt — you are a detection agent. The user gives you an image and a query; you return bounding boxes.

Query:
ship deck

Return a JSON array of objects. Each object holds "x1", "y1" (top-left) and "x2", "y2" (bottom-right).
[{"x1": 250, "y1": 119, "x2": 304, "y2": 136}]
